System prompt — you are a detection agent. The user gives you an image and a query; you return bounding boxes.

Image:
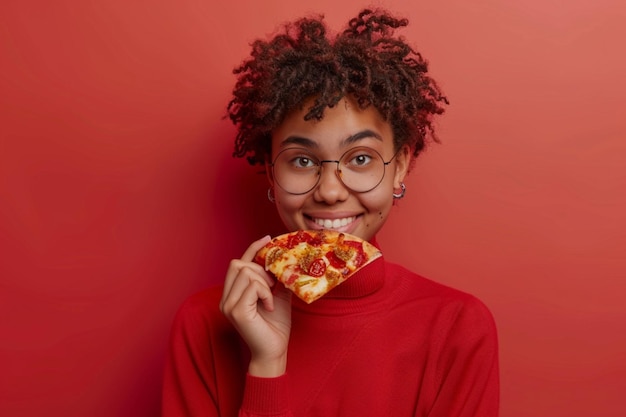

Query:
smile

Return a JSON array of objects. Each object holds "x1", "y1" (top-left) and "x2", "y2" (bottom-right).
[{"x1": 313, "y1": 216, "x2": 356, "y2": 229}]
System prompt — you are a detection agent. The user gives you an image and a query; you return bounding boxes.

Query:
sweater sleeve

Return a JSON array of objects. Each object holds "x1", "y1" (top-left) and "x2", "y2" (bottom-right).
[
  {"x1": 427, "y1": 295, "x2": 500, "y2": 417},
  {"x1": 239, "y1": 374, "x2": 293, "y2": 417},
  {"x1": 161, "y1": 289, "x2": 295, "y2": 417},
  {"x1": 161, "y1": 293, "x2": 224, "y2": 417}
]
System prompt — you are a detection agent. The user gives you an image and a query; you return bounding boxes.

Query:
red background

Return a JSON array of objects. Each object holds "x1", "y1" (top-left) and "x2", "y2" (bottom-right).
[{"x1": 1, "y1": 1, "x2": 625, "y2": 416}]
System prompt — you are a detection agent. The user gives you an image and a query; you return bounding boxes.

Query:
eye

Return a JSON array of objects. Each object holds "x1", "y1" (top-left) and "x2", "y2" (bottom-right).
[
  {"x1": 291, "y1": 156, "x2": 316, "y2": 168},
  {"x1": 344, "y1": 151, "x2": 375, "y2": 169},
  {"x1": 351, "y1": 154, "x2": 372, "y2": 166}
]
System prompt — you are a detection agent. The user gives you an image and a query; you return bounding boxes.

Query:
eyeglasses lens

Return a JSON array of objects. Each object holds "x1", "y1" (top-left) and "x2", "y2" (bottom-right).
[{"x1": 272, "y1": 147, "x2": 386, "y2": 194}]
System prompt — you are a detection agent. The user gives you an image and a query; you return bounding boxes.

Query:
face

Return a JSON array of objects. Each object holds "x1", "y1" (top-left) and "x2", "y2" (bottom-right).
[{"x1": 268, "y1": 96, "x2": 410, "y2": 242}]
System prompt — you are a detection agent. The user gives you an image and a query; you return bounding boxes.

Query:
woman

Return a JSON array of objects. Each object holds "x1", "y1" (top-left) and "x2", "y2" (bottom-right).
[{"x1": 162, "y1": 8, "x2": 499, "y2": 417}]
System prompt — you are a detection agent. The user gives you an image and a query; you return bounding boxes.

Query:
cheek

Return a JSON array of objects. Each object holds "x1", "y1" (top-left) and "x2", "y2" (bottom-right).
[
  {"x1": 273, "y1": 193, "x2": 303, "y2": 222},
  {"x1": 360, "y1": 192, "x2": 394, "y2": 222},
  {"x1": 367, "y1": 181, "x2": 395, "y2": 210}
]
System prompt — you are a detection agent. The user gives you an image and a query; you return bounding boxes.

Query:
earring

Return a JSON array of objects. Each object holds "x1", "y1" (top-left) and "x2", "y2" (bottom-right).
[
  {"x1": 393, "y1": 182, "x2": 406, "y2": 199},
  {"x1": 267, "y1": 187, "x2": 276, "y2": 203}
]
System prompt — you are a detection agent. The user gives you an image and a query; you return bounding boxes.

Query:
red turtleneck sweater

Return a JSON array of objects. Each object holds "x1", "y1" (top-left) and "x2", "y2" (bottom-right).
[{"x1": 162, "y1": 253, "x2": 499, "y2": 417}]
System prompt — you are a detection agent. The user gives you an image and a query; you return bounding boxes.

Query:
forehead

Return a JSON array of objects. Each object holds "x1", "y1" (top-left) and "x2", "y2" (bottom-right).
[{"x1": 271, "y1": 97, "x2": 394, "y2": 154}]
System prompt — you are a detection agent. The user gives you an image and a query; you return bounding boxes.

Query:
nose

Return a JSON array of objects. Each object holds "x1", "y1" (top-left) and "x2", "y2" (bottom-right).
[{"x1": 313, "y1": 160, "x2": 349, "y2": 203}]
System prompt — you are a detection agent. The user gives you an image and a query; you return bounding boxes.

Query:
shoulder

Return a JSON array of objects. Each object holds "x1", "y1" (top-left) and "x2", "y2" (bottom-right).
[
  {"x1": 169, "y1": 285, "x2": 232, "y2": 339},
  {"x1": 176, "y1": 285, "x2": 224, "y2": 314},
  {"x1": 385, "y1": 261, "x2": 497, "y2": 334}
]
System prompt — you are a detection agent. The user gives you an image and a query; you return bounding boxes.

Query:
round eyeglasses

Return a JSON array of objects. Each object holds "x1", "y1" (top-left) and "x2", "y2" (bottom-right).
[{"x1": 269, "y1": 146, "x2": 399, "y2": 195}]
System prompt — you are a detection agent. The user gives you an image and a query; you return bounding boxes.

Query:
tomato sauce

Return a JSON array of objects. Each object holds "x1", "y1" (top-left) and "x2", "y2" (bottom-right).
[{"x1": 287, "y1": 230, "x2": 323, "y2": 248}]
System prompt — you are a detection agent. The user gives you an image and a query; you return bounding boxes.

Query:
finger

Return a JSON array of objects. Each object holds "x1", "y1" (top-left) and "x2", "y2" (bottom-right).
[
  {"x1": 223, "y1": 258, "x2": 269, "y2": 295},
  {"x1": 221, "y1": 265, "x2": 271, "y2": 314},
  {"x1": 238, "y1": 278, "x2": 275, "y2": 315},
  {"x1": 227, "y1": 278, "x2": 275, "y2": 328},
  {"x1": 221, "y1": 235, "x2": 274, "y2": 312},
  {"x1": 232, "y1": 236, "x2": 273, "y2": 287},
  {"x1": 241, "y1": 235, "x2": 272, "y2": 262},
  {"x1": 222, "y1": 260, "x2": 274, "y2": 311}
]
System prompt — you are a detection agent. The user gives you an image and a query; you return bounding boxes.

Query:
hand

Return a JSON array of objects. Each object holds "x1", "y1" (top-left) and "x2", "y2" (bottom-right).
[{"x1": 220, "y1": 235, "x2": 292, "y2": 377}]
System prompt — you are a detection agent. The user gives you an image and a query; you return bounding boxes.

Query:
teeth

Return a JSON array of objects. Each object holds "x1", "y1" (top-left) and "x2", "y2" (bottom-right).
[{"x1": 314, "y1": 216, "x2": 355, "y2": 229}]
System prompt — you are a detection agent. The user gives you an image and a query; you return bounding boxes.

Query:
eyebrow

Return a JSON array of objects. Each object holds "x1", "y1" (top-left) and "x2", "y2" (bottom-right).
[{"x1": 280, "y1": 129, "x2": 383, "y2": 148}]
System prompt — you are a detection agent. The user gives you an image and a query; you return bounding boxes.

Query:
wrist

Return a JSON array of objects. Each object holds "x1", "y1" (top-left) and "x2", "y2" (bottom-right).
[{"x1": 248, "y1": 354, "x2": 287, "y2": 377}]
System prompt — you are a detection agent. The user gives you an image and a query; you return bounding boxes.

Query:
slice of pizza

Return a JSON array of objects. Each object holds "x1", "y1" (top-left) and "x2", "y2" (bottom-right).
[{"x1": 254, "y1": 230, "x2": 382, "y2": 304}]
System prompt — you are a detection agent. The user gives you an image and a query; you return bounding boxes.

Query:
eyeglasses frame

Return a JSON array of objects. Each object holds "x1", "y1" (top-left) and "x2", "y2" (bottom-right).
[{"x1": 268, "y1": 146, "x2": 402, "y2": 195}]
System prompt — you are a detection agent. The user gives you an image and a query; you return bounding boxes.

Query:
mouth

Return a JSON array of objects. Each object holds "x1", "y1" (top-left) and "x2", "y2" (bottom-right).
[{"x1": 310, "y1": 216, "x2": 357, "y2": 230}]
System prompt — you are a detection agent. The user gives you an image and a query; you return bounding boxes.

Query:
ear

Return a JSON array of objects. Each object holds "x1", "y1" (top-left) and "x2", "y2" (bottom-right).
[{"x1": 392, "y1": 145, "x2": 411, "y2": 189}]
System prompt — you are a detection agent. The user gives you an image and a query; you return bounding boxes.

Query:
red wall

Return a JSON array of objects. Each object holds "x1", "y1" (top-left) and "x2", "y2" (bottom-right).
[{"x1": 1, "y1": 1, "x2": 625, "y2": 416}]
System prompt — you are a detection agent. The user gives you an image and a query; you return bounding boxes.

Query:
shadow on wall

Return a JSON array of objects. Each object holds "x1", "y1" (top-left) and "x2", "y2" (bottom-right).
[
  {"x1": 213, "y1": 143, "x2": 286, "y2": 245},
  {"x1": 108, "y1": 124, "x2": 286, "y2": 417}
]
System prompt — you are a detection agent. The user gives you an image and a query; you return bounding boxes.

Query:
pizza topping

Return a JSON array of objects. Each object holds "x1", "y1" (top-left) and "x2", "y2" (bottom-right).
[
  {"x1": 326, "y1": 250, "x2": 347, "y2": 269},
  {"x1": 287, "y1": 230, "x2": 323, "y2": 248},
  {"x1": 265, "y1": 246, "x2": 285, "y2": 267},
  {"x1": 295, "y1": 278, "x2": 316, "y2": 288},
  {"x1": 285, "y1": 271, "x2": 299, "y2": 286},
  {"x1": 325, "y1": 269, "x2": 341, "y2": 286},
  {"x1": 333, "y1": 245, "x2": 355, "y2": 262},
  {"x1": 352, "y1": 251, "x2": 366, "y2": 268},
  {"x1": 307, "y1": 258, "x2": 326, "y2": 277},
  {"x1": 255, "y1": 230, "x2": 382, "y2": 303},
  {"x1": 344, "y1": 241, "x2": 366, "y2": 268}
]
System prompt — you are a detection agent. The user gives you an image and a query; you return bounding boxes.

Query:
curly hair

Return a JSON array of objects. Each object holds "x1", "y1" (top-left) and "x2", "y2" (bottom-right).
[{"x1": 227, "y1": 8, "x2": 449, "y2": 166}]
